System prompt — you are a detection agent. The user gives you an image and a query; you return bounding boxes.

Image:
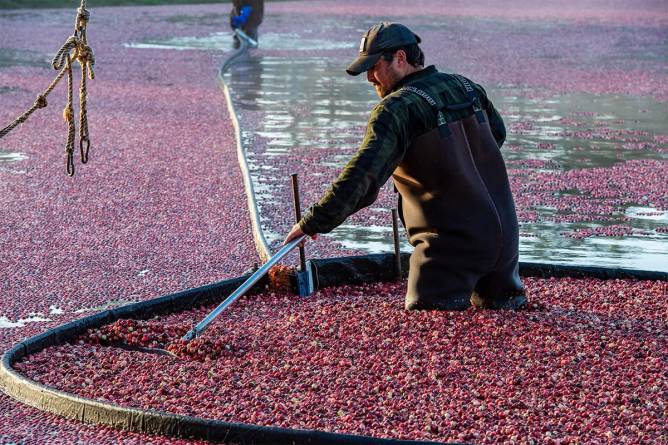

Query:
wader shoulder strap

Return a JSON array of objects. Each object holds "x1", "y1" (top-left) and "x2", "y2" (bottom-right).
[
  {"x1": 453, "y1": 74, "x2": 486, "y2": 124},
  {"x1": 401, "y1": 85, "x2": 451, "y2": 138}
]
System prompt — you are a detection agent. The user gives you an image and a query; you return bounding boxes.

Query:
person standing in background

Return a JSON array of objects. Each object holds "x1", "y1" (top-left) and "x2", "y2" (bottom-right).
[{"x1": 230, "y1": 0, "x2": 264, "y2": 48}]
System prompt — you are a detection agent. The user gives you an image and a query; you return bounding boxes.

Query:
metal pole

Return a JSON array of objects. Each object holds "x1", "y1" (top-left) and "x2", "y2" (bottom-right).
[
  {"x1": 235, "y1": 28, "x2": 258, "y2": 48},
  {"x1": 391, "y1": 208, "x2": 402, "y2": 280},
  {"x1": 182, "y1": 235, "x2": 307, "y2": 340},
  {"x1": 291, "y1": 173, "x2": 307, "y2": 272}
]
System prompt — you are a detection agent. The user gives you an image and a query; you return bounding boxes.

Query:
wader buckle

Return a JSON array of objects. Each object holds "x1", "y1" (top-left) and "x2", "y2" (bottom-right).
[
  {"x1": 455, "y1": 75, "x2": 486, "y2": 124},
  {"x1": 402, "y1": 85, "x2": 451, "y2": 138}
]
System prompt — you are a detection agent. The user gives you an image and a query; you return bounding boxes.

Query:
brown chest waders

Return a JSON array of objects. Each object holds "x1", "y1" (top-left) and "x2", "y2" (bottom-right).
[{"x1": 393, "y1": 78, "x2": 524, "y2": 310}]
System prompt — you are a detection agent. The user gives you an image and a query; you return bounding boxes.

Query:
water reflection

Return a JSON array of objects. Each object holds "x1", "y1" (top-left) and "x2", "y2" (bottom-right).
[
  {"x1": 0, "y1": 47, "x2": 46, "y2": 68},
  {"x1": 225, "y1": 56, "x2": 667, "y2": 272},
  {"x1": 327, "y1": 223, "x2": 409, "y2": 253},
  {"x1": 0, "y1": 150, "x2": 27, "y2": 174},
  {"x1": 626, "y1": 207, "x2": 668, "y2": 222},
  {"x1": 500, "y1": 92, "x2": 668, "y2": 170},
  {"x1": 0, "y1": 314, "x2": 51, "y2": 329},
  {"x1": 227, "y1": 53, "x2": 264, "y2": 110},
  {"x1": 520, "y1": 231, "x2": 667, "y2": 271},
  {"x1": 125, "y1": 32, "x2": 354, "y2": 52},
  {"x1": 0, "y1": 151, "x2": 26, "y2": 163},
  {"x1": 0, "y1": 299, "x2": 137, "y2": 328}
]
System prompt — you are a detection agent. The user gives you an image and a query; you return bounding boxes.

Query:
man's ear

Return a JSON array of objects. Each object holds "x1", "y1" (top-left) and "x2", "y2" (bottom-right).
[{"x1": 395, "y1": 49, "x2": 408, "y2": 66}]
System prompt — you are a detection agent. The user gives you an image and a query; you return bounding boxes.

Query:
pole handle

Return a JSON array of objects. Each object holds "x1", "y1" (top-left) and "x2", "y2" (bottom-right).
[
  {"x1": 182, "y1": 234, "x2": 308, "y2": 340},
  {"x1": 291, "y1": 173, "x2": 307, "y2": 272}
]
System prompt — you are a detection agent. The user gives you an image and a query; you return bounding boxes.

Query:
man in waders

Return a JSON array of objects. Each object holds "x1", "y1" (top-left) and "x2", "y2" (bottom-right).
[
  {"x1": 230, "y1": 0, "x2": 264, "y2": 49},
  {"x1": 284, "y1": 22, "x2": 527, "y2": 311}
]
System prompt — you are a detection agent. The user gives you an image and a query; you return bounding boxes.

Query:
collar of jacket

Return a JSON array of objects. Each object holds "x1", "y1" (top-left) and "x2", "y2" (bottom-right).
[{"x1": 392, "y1": 65, "x2": 437, "y2": 93}]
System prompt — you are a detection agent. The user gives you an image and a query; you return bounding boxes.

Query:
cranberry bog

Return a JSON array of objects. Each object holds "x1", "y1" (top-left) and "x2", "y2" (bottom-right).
[
  {"x1": 2, "y1": 267, "x2": 667, "y2": 444},
  {"x1": 1, "y1": 0, "x2": 667, "y2": 444}
]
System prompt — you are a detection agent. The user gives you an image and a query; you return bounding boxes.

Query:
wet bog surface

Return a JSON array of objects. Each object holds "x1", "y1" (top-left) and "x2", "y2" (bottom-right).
[{"x1": 16, "y1": 277, "x2": 668, "y2": 444}]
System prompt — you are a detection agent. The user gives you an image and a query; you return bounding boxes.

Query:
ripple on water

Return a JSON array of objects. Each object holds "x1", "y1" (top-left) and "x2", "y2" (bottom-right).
[
  {"x1": 125, "y1": 32, "x2": 354, "y2": 52},
  {"x1": 0, "y1": 47, "x2": 48, "y2": 68},
  {"x1": 0, "y1": 150, "x2": 27, "y2": 163}
]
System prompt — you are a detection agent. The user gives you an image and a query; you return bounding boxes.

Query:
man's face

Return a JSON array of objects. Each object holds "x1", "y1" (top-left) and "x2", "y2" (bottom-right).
[{"x1": 367, "y1": 53, "x2": 402, "y2": 98}]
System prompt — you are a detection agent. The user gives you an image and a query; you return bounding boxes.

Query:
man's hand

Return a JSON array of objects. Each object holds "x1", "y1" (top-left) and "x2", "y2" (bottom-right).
[{"x1": 283, "y1": 223, "x2": 317, "y2": 246}]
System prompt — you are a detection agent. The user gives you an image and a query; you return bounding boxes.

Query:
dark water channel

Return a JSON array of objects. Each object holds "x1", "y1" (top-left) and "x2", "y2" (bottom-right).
[{"x1": 128, "y1": 32, "x2": 668, "y2": 272}]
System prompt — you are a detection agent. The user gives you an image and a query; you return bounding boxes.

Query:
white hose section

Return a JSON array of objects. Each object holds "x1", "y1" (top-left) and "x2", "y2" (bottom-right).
[{"x1": 219, "y1": 74, "x2": 271, "y2": 263}]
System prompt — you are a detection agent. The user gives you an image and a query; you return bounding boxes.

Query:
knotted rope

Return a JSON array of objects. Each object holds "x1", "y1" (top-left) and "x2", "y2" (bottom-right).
[{"x1": 0, "y1": 0, "x2": 95, "y2": 176}]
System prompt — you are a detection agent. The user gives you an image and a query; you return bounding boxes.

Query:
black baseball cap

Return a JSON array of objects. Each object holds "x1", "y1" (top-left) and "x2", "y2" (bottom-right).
[{"x1": 346, "y1": 22, "x2": 421, "y2": 76}]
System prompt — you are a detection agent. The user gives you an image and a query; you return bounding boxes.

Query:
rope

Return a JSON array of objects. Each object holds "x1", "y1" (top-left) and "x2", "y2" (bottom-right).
[
  {"x1": 64, "y1": 55, "x2": 75, "y2": 175},
  {"x1": 0, "y1": 0, "x2": 95, "y2": 176}
]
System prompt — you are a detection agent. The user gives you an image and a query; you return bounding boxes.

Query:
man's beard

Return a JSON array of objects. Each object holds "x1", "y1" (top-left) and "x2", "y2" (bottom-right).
[
  {"x1": 373, "y1": 69, "x2": 401, "y2": 98},
  {"x1": 374, "y1": 83, "x2": 393, "y2": 98},
  {"x1": 373, "y1": 83, "x2": 392, "y2": 99}
]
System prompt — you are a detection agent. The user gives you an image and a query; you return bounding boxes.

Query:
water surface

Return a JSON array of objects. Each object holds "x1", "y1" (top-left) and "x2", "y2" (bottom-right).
[
  {"x1": 127, "y1": 32, "x2": 667, "y2": 272},
  {"x1": 224, "y1": 56, "x2": 668, "y2": 272}
]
